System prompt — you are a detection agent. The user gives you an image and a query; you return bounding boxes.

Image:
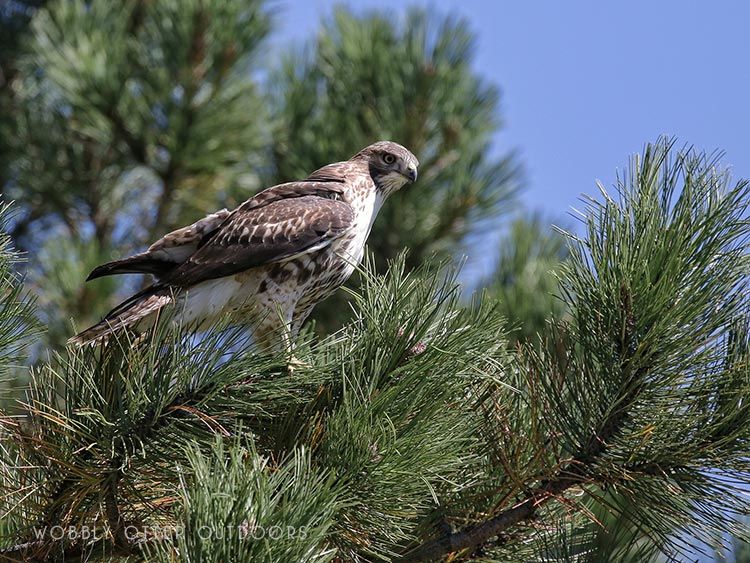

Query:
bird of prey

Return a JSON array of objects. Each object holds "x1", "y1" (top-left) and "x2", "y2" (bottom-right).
[{"x1": 70, "y1": 141, "x2": 419, "y2": 352}]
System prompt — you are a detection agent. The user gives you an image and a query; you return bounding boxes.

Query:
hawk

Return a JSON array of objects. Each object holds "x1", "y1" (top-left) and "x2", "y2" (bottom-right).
[{"x1": 70, "y1": 141, "x2": 419, "y2": 351}]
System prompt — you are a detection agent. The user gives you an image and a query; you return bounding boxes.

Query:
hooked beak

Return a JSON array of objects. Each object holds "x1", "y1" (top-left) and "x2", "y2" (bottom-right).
[{"x1": 404, "y1": 164, "x2": 418, "y2": 183}]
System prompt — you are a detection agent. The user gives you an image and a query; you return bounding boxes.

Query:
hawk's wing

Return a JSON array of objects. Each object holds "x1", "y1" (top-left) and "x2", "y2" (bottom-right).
[
  {"x1": 85, "y1": 169, "x2": 352, "y2": 283},
  {"x1": 162, "y1": 192, "x2": 354, "y2": 287},
  {"x1": 86, "y1": 209, "x2": 232, "y2": 281}
]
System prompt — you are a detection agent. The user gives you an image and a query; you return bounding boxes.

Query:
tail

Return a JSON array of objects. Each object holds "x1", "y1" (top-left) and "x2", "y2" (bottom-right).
[
  {"x1": 86, "y1": 254, "x2": 177, "y2": 281},
  {"x1": 68, "y1": 286, "x2": 175, "y2": 347}
]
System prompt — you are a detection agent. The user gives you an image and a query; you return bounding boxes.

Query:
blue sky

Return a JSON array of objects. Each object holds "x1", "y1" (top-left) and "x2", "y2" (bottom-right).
[{"x1": 272, "y1": 0, "x2": 749, "y2": 223}]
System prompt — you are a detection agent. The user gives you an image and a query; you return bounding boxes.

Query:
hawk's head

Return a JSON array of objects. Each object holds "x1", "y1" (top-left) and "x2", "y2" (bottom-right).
[{"x1": 354, "y1": 141, "x2": 419, "y2": 196}]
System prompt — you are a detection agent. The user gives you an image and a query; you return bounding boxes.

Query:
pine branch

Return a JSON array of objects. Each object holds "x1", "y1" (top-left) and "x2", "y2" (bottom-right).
[
  {"x1": 148, "y1": 8, "x2": 204, "y2": 239},
  {"x1": 103, "y1": 105, "x2": 148, "y2": 164},
  {"x1": 0, "y1": 326, "x2": 283, "y2": 559},
  {"x1": 402, "y1": 312, "x2": 645, "y2": 562},
  {"x1": 404, "y1": 140, "x2": 750, "y2": 560}
]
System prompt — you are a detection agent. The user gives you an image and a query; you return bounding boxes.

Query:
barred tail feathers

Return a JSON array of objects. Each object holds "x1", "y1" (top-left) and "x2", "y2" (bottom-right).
[{"x1": 68, "y1": 287, "x2": 174, "y2": 347}]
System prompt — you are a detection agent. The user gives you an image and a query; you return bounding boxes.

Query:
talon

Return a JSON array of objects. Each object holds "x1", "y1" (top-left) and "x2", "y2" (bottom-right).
[{"x1": 286, "y1": 355, "x2": 310, "y2": 375}]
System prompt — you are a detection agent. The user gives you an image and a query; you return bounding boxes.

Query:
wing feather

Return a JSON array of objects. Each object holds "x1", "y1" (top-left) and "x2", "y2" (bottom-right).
[
  {"x1": 148, "y1": 208, "x2": 232, "y2": 255},
  {"x1": 86, "y1": 209, "x2": 231, "y2": 281},
  {"x1": 162, "y1": 194, "x2": 354, "y2": 286},
  {"x1": 86, "y1": 167, "x2": 349, "y2": 283}
]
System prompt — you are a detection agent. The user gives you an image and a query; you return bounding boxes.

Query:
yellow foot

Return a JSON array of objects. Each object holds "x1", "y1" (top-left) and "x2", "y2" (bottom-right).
[{"x1": 286, "y1": 355, "x2": 311, "y2": 375}]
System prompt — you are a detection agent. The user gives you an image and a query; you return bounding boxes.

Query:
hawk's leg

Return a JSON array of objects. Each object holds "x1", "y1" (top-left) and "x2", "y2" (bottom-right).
[
  {"x1": 252, "y1": 301, "x2": 310, "y2": 374},
  {"x1": 286, "y1": 355, "x2": 311, "y2": 376},
  {"x1": 284, "y1": 304, "x2": 318, "y2": 374},
  {"x1": 284, "y1": 316, "x2": 312, "y2": 376}
]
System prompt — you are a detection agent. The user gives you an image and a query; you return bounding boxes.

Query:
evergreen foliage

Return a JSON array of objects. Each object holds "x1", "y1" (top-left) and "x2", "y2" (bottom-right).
[
  {"x1": 2, "y1": 0, "x2": 519, "y2": 344},
  {"x1": 264, "y1": 7, "x2": 520, "y2": 329},
  {"x1": 0, "y1": 203, "x2": 38, "y2": 407},
  {"x1": 484, "y1": 214, "x2": 569, "y2": 345},
  {"x1": 1, "y1": 140, "x2": 749, "y2": 561},
  {"x1": 1, "y1": 1, "x2": 749, "y2": 561},
  {"x1": 3, "y1": 0, "x2": 272, "y2": 348},
  {"x1": 143, "y1": 439, "x2": 341, "y2": 563},
  {"x1": 267, "y1": 8, "x2": 520, "y2": 268}
]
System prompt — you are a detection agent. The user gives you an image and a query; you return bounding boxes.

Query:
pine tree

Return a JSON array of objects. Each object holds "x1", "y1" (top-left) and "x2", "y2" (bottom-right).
[
  {"x1": 3, "y1": 0, "x2": 272, "y2": 348},
  {"x1": 266, "y1": 8, "x2": 519, "y2": 268},
  {"x1": 2, "y1": 139, "x2": 749, "y2": 561},
  {"x1": 482, "y1": 214, "x2": 569, "y2": 346},
  {"x1": 1, "y1": 0, "x2": 520, "y2": 346},
  {"x1": 2, "y1": 1, "x2": 750, "y2": 562}
]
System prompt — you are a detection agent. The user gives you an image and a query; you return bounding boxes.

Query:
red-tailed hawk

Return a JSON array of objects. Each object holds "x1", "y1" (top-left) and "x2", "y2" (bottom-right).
[{"x1": 70, "y1": 141, "x2": 419, "y2": 351}]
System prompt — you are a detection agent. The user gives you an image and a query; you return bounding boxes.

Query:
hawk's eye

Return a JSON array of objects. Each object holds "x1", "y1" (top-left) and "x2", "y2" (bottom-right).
[{"x1": 383, "y1": 153, "x2": 396, "y2": 165}]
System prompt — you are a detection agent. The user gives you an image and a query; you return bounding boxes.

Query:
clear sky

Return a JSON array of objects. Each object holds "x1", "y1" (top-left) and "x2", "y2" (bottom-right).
[{"x1": 272, "y1": 0, "x2": 750, "y2": 222}]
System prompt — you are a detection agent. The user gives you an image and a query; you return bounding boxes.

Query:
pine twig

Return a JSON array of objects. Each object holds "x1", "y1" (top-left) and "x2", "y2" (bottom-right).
[{"x1": 402, "y1": 288, "x2": 644, "y2": 562}]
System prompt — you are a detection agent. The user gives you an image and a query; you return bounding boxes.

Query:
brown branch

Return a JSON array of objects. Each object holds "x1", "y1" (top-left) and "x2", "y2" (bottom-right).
[
  {"x1": 401, "y1": 476, "x2": 574, "y2": 562},
  {"x1": 104, "y1": 107, "x2": 148, "y2": 165},
  {"x1": 402, "y1": 288, "x2": 645, "y2": 562},
  {"x1": 147, "y1": 9, "x2": 207, "y2": 240},
  {"x1": 399, "y1": 442, "x2": 601, "y2": 563},
  {"x1": 0, "y1": 537, "x2": 135, "y2": 562},
  {"x1": 104, "y1": 466, "x2": 129, "y2": 549},
  {"x1": 0, "y1": 539, "x2": 52, "y2": 562},
  {"x1": 149, "y1": 159, "x2": 180, "y2": 240}
]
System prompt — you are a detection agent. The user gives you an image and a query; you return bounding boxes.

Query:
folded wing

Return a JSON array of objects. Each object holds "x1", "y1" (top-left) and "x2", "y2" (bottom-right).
[
  {"x1": 161, "y1": 194, "x2": 354, "y2": 287},
  {"x1": 86, "y1": 209, "x2": 231, "y2": 281},
  {"x1": 86, "y1": 176, "x2": 351, "y2": 284}
]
